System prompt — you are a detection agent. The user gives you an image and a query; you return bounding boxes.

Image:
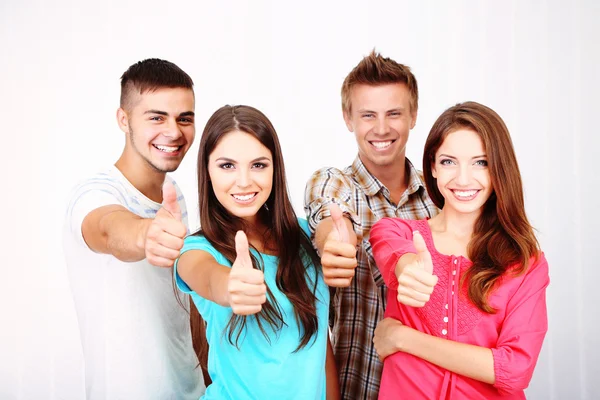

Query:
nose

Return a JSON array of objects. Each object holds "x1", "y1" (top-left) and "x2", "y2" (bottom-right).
[
  {"x1": 455, "y1": 165, "x2": 472, "y2": 186},
  {"x1": 163, "y1": 119, "x2": 183, "y2": 140},
  {"x1": 236, "y1": 168, "x2": 251, "y2": 189},
  {"x1": 374, "y1": 116, "x2": 390, "y2": 135}
]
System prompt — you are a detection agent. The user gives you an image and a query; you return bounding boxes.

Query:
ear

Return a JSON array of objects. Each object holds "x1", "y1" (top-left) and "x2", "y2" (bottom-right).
[
  {"x1": 431, "y1": 158, "x2": 437, "y2": 178},
  {"x1": 116, "y1": 108, "x2": 130, "y2": 134},
  {"x1": 343, "y1": 111, "x2": 354, "y2": 133},
  {"x1": 409, "y1": 109, "x2": 418, "y2": 130}
]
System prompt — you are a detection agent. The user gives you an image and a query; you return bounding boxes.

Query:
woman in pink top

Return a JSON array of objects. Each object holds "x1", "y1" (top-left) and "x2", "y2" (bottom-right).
[{"x1": 369, "y1": 101, "x2": 549, "y2": 400}]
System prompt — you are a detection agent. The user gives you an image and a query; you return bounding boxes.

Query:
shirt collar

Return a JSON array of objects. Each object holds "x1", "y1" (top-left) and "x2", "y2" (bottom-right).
[{"x1": 350, "y1": 155, "x2": 426, "y2": 197}]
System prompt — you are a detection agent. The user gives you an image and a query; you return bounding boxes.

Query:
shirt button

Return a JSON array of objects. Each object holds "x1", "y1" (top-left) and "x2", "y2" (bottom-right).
[
  {"x1": 452, "y1": 270, "x2": 456, "y2": 275},
  {"x1": 442, "y1": 329, "x2": 448, "y2": 335},
  {"x1": 452, "y1": 280, "x2": 455, "y2": 286},
  {"x1": 445, "y1": 304, "x2": 448, "y2": 309},
  {"x1": 444, "y1": 317, "x2": 448, "y2": 323},
  {"x1": 453, "y1": 259, "x2": 457, "y2": 265},
  {"x1": 452, "y1": 291, "x2": 455, "y2": 295}
]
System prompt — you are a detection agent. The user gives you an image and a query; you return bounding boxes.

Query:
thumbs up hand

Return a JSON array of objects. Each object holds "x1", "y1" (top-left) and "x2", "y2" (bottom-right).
[
  {"x1": 329, "y1": 203, "x2": 350, "y2": 243},
  {"x1": 321, "y1": 203, "x2": 358, "y2": 287},
  {"x1": 160, "y1": 181, "x2": 182, "y2": 220},
  {"x1": 394, "y1": 231, "x2": 438, "y2": 307},
  {"x1": 227, "y1": 231, "x2": 267, "y2": 315},
  {"x1": 145, "y1": 182, "x2": 187, "y2": 267}
]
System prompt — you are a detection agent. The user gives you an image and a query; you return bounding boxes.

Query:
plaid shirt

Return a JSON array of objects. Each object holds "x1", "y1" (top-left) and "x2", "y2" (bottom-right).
[{"x1": 304, "y1": 156, "x2": 438, "y2": 400}]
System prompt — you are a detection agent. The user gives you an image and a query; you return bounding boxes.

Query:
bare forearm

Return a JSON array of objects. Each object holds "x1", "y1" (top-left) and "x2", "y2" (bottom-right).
[
  {"x1": 207, "y1": 266, "x2": 232, "y2": 307},
  {"x1": 400, "y1": 326, "x2": 495, "y2": 384},
  {"x1": 178, "y1": 251, "x2": 232, "y2": 307},
  {"x1": 97, "y1": 209, "x2": 150, "y2": 262}
]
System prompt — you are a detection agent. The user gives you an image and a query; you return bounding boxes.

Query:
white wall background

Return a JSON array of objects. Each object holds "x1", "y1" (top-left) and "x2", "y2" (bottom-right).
[{"x1": 1, "y1": 0, "x2": 598, "y2": 398}]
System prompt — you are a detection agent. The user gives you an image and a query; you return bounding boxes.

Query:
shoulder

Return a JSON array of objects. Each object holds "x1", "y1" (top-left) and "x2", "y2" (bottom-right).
[
  {"x1": 372, "y1": 217, "x2": 425, "y2": 232},
  {"x1": 182, "y1": 234, "x2": 230, "y2": 264},
  {"x1": 69, "y1": 169, "x2": 128, "y2": 200},
  {"x1": 306, "y1": 166, "x2": 354, "y2": 189},
  {"x1": 65, "y1": 168, "x2": 131, "y2": 218},
  {"x1": 525, "y1": 252, "x2": 549, "y2": 279},
  {"x1": 183, "y1": 234, "x2": 215, "y2": 252}
]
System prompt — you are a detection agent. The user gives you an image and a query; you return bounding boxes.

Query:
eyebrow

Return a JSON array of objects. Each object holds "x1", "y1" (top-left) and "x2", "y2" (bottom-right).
[
  {"x1": 438, "y1": 153, "x2": 487, "y2": 159},
  {"x1": 356, "y1": 107, "x2": 406, "y2": 114},
  {"x1": 215, "y1": 156, "x2": 271, "y2": 163},
  {"x1": 144, "y1": 110, "x2": 195, "y2": 117}
]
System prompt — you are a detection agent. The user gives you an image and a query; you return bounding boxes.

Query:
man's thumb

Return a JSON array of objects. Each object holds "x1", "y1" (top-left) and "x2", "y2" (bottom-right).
[
  {"x1": 161, "y1": 181, "x2": 182, "y2": 220},
  {"x1": 329, "y1": 203, "x2": 350, "y2": 243}
]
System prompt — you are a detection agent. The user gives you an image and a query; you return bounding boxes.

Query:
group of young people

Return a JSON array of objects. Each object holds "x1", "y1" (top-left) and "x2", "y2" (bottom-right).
[{"x1": 63, "y1": 52, "x2": 549, "y2": 400}]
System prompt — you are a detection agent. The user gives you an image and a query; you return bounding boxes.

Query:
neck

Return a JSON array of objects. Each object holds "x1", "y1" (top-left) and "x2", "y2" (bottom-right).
[
  {"x1": 243, "y1": 218, "x2": 277, "y2": 255},
  {"x1": 361, "y1": 155, "x2": 409, "y2": 203},
  {"x1": 115, "y1": 152, "x2": 166, "y2": 203},
  {"x1": 431, "y1": 208, "x2": 480, "y2": 238}
]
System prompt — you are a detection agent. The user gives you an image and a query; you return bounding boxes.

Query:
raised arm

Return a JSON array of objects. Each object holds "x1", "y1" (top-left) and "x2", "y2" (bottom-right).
[
  {"x1": 314, "y1": 205, "x2": 358, "y2": 287},
  {"x1": 369, "y1": 219, "x2": 438, "y2": 306},
  {"x1": 81, "y1": 182, "x2": 186, "y2": 266},
  {"x1": 304, "y1": 168, "x2": 359, "y2": 287},
  {"x1": 177, "y1": 231, "x2": 267, "y2": 314}
]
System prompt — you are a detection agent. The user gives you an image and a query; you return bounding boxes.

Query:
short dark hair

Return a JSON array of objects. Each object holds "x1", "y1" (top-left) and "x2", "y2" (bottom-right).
[{"x1": 120, "y1": 58, "x2": 194, "y2": 110}]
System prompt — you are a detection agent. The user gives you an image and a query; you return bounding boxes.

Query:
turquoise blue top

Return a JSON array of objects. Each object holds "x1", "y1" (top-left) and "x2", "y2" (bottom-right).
[{"x1": 175, "y1": 219, "x2": 330, "y2": 400}]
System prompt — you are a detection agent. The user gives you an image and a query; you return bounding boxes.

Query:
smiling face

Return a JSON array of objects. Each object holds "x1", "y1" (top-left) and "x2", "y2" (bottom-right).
[
  {"x1": 118, "y1": 87, "x2": 195, "y2": 173},
  {"x1": 432, "y1": 129, "x2": 493, "y2": 217},
  {"x1": 208, "y1": 130, "x2": 274, "y2": 224},
  {"x1": 343, "y1": 83, "x2": 417, "y2": 176}
]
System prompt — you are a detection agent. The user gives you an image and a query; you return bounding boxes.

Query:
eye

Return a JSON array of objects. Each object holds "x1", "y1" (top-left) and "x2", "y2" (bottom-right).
[
  {"x1": 362, "y1": 113, "x2": 375, "y2": 119},
  {"x1": 178, "y1": 117, "x2": 194, "y2": 124},
  {"x1": 440, "y1": 158, "x2": 455, "y2": 166},
  {"x1": 474, "y1": 159, "x2": 488, "y2": 167},
  {"x1": 389, "y1": 112, "x2": 401, "y2": 117},
  {"x1": 150, "y1": 116, "x2": 163, "y2": 121},
  {"x1": 218, "y1": 163, "x2": 235, "y2": 170},
  {"x1": 252, "y1": 162, "x2": 268, "y2": 169}
]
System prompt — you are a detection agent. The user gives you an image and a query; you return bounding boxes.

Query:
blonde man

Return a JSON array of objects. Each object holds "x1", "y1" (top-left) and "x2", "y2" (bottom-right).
[{"x1": 305, "y1": 50, "x2": 439, "y2": 399}]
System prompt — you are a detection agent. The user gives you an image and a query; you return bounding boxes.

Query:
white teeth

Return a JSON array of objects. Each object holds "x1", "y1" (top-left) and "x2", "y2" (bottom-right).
[
  {"x1": 233, "y1": 193, "x2": 256, "y2": 201},
  {"x1": 453, "y1": 190, "x2": 478, "y2": 197},
  {"x1": 372, "y1": 141, "x2": 392, "y2": 149},
  {"x1": 155, "y1": 145, "x2": 179, "y2": 153}
]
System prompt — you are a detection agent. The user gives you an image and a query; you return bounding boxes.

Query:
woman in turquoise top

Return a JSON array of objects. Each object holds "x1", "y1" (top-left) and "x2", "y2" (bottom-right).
[{"x1": 175, "y1": 105, "x2": 339, "y2": 399}]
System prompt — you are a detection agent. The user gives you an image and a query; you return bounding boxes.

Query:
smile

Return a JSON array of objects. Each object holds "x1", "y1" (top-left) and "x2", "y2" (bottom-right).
[
  {"x1": 451, "y1": 189, "x2": 480, "y2": 201},
  {"x1": 231, "y1": 192, "x2": 258, "y2": 203},
  {"x1": 369, "y1": 140, "x2": 395, "y2": 151},
  {"x1": 153, "y1": 144, "x2": 181, "y2": 153}
]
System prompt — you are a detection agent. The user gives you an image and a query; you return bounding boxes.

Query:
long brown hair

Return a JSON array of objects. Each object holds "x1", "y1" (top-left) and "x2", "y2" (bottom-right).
[
  {"x1": 423, "y1": 101, "x2": 540, "y2": 313},
  {"x1": 190, "y1": 105, "x2": 321, "y2": 365}
]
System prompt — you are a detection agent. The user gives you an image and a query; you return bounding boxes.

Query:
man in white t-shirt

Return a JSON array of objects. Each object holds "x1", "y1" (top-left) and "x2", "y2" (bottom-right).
[{"x1": 63, "y1": 58, "x2": 205, "y2": 399}]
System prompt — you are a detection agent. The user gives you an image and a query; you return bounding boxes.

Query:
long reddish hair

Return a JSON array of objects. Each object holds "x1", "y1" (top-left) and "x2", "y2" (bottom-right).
[{"x1": 423, "y1": 101, "x2": 540, "y2": 313}]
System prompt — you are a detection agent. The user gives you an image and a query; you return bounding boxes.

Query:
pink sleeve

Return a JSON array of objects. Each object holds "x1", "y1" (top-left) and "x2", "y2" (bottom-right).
[
  {"x1": 491, "y1": 254, "x2": 550, "y2": 395},
  {"x1": 369, "y1": 218, "x2": 417, "y2": 290}
]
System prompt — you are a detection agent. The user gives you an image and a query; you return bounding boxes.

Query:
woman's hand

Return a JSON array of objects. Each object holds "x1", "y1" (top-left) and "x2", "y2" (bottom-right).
[
  {"x1": 227, "y1": 231, "x2": 267, "y2": 315},
  {"x1": 373, "y1": 317, "x2": 406, "y2": 361}
]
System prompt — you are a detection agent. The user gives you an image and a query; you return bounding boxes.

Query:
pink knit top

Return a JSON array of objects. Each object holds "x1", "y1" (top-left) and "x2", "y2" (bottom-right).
[{"x1": 369, "y1": 218, "x2": 549, "y2": 400}]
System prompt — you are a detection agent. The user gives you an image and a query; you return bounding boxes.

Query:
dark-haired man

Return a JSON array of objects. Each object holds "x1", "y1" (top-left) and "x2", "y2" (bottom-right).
[
  {"x1": 63, "y1": 59, "x2": 205, "y2": 399},
  {"x1": 305, "y1": 51, "x2": 439, "y2": 399}
]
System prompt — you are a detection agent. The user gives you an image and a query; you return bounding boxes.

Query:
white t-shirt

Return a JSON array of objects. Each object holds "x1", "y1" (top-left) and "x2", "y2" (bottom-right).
[{"x1": 63, "y1": 166, "x2": 205, "y2": 400}]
